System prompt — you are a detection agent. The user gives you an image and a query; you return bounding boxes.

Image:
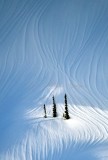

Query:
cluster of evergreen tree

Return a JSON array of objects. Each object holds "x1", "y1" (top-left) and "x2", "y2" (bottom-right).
[{"x1": 43, "y1": 94, "x2": 70, "y2": 120}]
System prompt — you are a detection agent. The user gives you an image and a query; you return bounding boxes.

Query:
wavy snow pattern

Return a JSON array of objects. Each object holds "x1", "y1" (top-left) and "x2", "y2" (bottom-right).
[{"x1": 0, "y1": 0, "x2": 108, "y2": 160}]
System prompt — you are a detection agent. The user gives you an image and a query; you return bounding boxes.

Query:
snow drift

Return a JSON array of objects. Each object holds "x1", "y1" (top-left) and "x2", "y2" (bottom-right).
[{"x1": 0, "y1": 0, "x2": 108, "y2": 159}]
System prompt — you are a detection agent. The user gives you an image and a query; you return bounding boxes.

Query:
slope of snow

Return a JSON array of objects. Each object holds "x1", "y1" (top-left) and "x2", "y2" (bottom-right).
[{"x1": 0, "y1": 0, "x2": 108, "y2": 159}]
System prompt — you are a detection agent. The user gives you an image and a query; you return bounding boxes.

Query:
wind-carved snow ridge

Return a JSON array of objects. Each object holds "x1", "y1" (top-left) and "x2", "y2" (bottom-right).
[
  {"x1": 1, "y1": 105, "x2": 108, "y2": 160},
  {"x1": 0, "y1": 0, "x2": 108, "y2": 159}
]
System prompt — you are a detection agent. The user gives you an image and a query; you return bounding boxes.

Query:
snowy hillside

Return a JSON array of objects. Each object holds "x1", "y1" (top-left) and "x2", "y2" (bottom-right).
[{"x1": 0, "y1": 0, "x2": 108, "y2": 159}]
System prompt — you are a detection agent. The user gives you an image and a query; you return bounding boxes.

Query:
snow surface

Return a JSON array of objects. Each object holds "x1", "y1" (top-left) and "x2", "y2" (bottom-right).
[{"x1": 0, "y1": 0, "x2": 108, "y2": 159}]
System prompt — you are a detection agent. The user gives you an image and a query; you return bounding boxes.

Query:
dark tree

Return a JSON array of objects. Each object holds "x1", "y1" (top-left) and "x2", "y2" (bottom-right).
[
  {"x1": 64, "y1": 94, "x2": 70, "y2": 119},
  {"x1": 44, "y1": 104, "x2": 47, "y2": 118},
  {"x1": 52, "y1": 96, "x2": 57, "y2": 117}
]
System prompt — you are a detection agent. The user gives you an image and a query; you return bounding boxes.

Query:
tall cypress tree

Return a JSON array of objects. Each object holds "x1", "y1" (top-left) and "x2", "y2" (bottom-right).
[
  {"x1": 52, "y1": 96, "x2": 57, "y2": 117},
  {"x1": 64, "y1": 94, "x2": 70, "y2": 119},
  {"x1": 44, "y1": 104, "x2": 47, "y2": 118}
]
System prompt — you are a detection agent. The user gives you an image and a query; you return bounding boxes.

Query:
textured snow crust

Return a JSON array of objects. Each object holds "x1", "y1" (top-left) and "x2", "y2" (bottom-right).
[{"x1": 0, "y1": 0, "x2": 108, "y2": 159}]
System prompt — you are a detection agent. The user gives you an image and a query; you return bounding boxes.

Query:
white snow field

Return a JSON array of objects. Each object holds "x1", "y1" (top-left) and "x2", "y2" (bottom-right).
[{"x1": 0, "y1": 0, "x2": 108, "y2": 159}]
